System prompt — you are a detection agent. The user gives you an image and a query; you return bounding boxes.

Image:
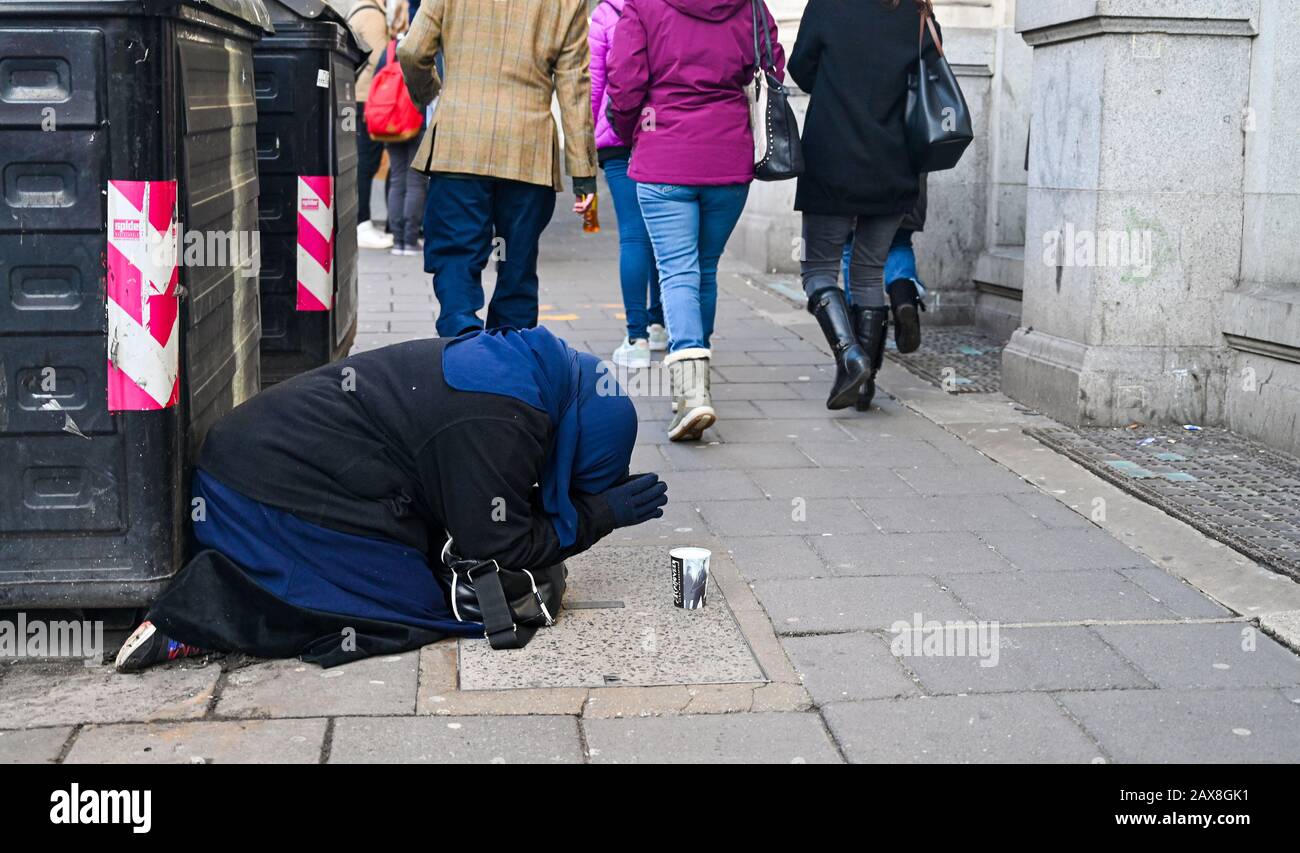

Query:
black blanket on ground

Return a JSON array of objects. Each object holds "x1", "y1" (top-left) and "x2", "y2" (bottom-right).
[{"x1": 147, "y1": 550, "x2": 449, "y2": 668}]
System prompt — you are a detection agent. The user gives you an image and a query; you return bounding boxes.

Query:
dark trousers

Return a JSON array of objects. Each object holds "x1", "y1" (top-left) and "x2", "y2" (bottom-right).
[
  {"x1": 385, "y1": 138, "x2": 429, "y2": 248},
  {"x1": 802, "y1": 213, "x2": 903, "y2": 309},
  {"x1": 423, "y1": 174, "x2": 557, "y2": 337},
  {"x1": 356, "y1": 118, "x2": 384, "y2": 225}
]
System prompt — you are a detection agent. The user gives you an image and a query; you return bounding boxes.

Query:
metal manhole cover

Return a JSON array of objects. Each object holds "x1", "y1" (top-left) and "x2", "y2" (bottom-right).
[
  {"x1": 887, "y1": 325, "x2": 1007, "y2": 394},
  {"x1": 457, "y1": 546, "x2": 766, "y2": 690},
  {"x1": 1027, "y1": 425, "x2": 1300, "y2": 581}
]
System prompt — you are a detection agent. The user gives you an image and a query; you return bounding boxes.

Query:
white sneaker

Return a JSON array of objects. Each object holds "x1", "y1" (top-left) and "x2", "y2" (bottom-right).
[
  {"x1": 612, "y1": 337, "x2": 651, "y2": 369},
  {"x1": 647, "y1": 323, "x2": 669, "y2": 351},
  {"x1": 358, "y1": 220, "x2": 394, "y2": 250}
]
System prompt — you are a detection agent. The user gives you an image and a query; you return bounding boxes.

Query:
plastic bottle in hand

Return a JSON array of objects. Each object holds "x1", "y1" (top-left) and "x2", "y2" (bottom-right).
[{"x1": 581, "y1": 194, "x2": 600, "y2": 233}]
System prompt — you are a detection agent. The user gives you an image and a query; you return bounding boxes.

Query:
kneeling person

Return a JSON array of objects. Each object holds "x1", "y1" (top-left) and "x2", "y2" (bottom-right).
[{"x1": 117, "y1": 328, "x2": 666, "y2": 670}]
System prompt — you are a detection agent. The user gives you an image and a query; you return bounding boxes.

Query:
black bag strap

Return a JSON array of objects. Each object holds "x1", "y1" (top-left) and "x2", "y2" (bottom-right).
[
  {"x1": 751, "y1": 0, "x2": 775, "y2": 73},
  {"x1": 465, "y1": 560, "x2": 537, "y2": 650}
]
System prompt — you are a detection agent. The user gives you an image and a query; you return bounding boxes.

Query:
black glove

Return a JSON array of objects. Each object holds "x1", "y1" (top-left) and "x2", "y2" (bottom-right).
[{"x1": 601, "y1": 473, "x2": 668, "y2": 529}]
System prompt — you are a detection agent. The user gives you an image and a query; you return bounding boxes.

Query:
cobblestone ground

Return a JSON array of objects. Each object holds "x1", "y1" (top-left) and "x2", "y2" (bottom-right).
[{"x1": 2, "y1": 195, "x2": 1300, "y2": 764}]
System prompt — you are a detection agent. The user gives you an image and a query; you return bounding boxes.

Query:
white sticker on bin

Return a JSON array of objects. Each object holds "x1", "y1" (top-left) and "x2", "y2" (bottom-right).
[{"x1": 317, "y1": 69, "x2": 330, "y2": 88}]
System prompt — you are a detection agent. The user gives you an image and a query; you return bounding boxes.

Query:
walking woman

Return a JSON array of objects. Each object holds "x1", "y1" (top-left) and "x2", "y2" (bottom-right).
[
  {"x1": 377, "y1": 33, "x2": 429, "y2": 256},
  {"x1": 789, "y1": 0, "x2": 938, "y2": 410},
  {"x1": 115, "y1": 329, "x2": 667, "y2": 670},
  {"x1": 608, "y1": 0, "x2": 783, "y2": 441},
  {"x1": 591, "y1": 0, "x2": 668, "y2": 369}
]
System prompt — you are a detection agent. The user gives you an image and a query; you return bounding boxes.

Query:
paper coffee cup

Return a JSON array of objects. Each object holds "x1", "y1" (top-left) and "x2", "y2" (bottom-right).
[{"x1": 671, "y1": 547, "x2": 711, "y2": 610}]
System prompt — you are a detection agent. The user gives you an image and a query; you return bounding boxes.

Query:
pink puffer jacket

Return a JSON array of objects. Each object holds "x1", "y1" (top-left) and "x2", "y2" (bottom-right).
[{"x1": 590, "y1": 0, "x2": 627, "y2": 151}]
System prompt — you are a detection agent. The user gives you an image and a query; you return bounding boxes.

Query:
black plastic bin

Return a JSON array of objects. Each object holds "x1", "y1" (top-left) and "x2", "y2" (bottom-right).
[
  {"x1": 254, "y1": 0, "x2": 362, "y2": 386},
  {"x1": 0, "y1": 0, "x2": 272, "y2": 608}
]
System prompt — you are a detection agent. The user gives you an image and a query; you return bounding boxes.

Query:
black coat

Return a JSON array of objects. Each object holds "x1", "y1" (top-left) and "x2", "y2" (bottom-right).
[
  {"x1": 789, "y1": 0, "x2": 943, "y2": 216},
  {"x1": 198, "y1": 338, "x2": 615, "y2": 572}
]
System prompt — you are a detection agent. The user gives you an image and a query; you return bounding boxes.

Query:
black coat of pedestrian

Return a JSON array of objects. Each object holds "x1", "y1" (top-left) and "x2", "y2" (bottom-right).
[{"x1": 789, "y1": 0, "x2": 943, "y2": 216}]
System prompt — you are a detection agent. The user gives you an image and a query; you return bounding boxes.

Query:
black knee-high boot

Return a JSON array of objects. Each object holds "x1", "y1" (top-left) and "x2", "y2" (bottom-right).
[
  {"x1": 809, "y1": 288, "x2": 872, "y2": 411},
  {"x1": 852, "y1": 305, "x2": 890, "y2": 411}
]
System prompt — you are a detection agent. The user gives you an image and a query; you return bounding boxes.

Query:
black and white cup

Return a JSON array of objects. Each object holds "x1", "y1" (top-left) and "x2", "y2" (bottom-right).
[{"x1": 671, "y1": 547, "x2": 711, "y2": 610}]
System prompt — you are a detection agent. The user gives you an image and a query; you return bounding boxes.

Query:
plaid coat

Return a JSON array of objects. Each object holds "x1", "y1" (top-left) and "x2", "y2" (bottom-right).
[{"x1": 397, "y1": 0, "x2": 596, "y2": 192}]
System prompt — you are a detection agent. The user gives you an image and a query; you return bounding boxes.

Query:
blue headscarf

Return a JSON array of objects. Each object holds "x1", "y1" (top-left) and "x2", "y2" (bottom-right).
[{"x1": 442, "y1": 327, "x2": 637, "y2": 548}]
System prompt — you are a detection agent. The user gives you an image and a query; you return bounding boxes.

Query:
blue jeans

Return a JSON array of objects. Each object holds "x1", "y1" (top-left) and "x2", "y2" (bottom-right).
[
  {"x1": 423, "y1": 174, "x2": 557, "y2": 337},
  {"x1": 602, "y1": 158, "x2": 662, "y2": 341},
  {"x1": 636, "y1": 182, "x2": 749, "y2": 352}
]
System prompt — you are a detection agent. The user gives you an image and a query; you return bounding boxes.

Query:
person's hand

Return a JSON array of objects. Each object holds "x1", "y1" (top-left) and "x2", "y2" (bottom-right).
[
  {"x1": 572, "y1": 194, "x2": 597, "y2": 215},
  {"x1": 600, "y1": 473, "x2": 668, "y2": 529}
]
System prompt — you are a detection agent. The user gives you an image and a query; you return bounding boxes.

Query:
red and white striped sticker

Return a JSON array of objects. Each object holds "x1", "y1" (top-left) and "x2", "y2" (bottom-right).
[
  {"x1": 297, "y1": 175, "x2": 334, "y2": 311},
  {"x1": 106, "y1": 179, "x2": 180, "y2": 411}
]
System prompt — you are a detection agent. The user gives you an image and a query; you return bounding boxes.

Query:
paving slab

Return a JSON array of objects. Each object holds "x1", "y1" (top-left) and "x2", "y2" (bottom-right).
[
  {"x1": 659, "y1": 469, "x2": 763, "y2": 501},
  {"x1": 458, "y1": 546, "x2": 764, "y2": 690},
  {"x1": 781, "y1": 632, "x2": 920, "y2": 704},
  {"x1": 753, "y1": 576, "x2": 973, "y2": 634},
  {"x1": 1093, "y1": 622, "x2": 1300, "y2": 689},
  {"x1": 658, "y1": 441, "x2": 811, "y2": 471},
  {"x1": 715, "y1": 365, "x2": 829, "y2": 384},
  {"x1": 747, "y1": 467, "x2": 916, "y2": 499},
  {"x1": 216, "y1": 652, "x2": 420, "y2": 718},
  {"x1": 748, "y1": 349, "x2": 828, "y2": 366},
  {"x1": 893, "y1": 465, "x2": 1036, "y2": 496},
  {"x1": 1007, "y1": 491, "x2": 1095, "y2": 528},
  {"x1": 0, "y1": 726, "x2": 71, "y2": 763},
  {"x1": 811, "y1": 531, "x2": 1014, "y2": 576},
  {"x1": 416, "y1": 645, "x2": 589, "y2": 716},
  {"x1": 65, "y1": 719, "x2": 327, "y2": 764},
  {"x1": 0, "y1": 662, "x2": 218, "y2": 729},
  {"x1": 902, "y1": 626, "x2": 1150, "y2": 695},
  {"x1": 796, "y1": 439, "x2": 956, "y2": 469},
  {"x1": 715, "y1": 418, "x2": 857, "y2": 443},
  {"x1": 976, "y1": 527, "x2": 1156, "y2": 572},
  {"x1": 1058, "y1": 688, "x2": 1300, "y2": 763},
  {"x1": 330, "y1": 715, "x2": 584, "y2": 764},
  {"x1": 710, "y1": 382, "x2": 801, "y2": 401},
  {"x1": 721, "y1": 535, "x2": 827, "y2": 580},
  {"x1": 823, "y1": 694, "x2": 1103, "y2": 763},
  {"x1": 699, "y1": 497, "x2": 876, "y2": 537},
  {"x1": 855, "y1": 496, "x2": 1049, "y2": 533},
  {"x1": 751, "y1": 398, "x2": 861, "y2": 418},
  {"x1": 1119, "y1": 567, "x2": 1234, "y2": 618},
  {"x1": 941, "y1": 570, "x2": 1194, "y2": 623},
  {"x1": 583, "y1": 712, "x2": 841, "y2": 764}
]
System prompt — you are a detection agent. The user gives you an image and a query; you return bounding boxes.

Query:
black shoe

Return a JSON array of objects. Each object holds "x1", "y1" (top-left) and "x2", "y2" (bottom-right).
[
  {"x1": 889, "y1": 279, "x2": 924, "y2": 354},
  {"x1": 852, "y1": 305, "x2": 890, "y2": 412},
  {"x1": 809, "y1": 288, "x2": 872, "y2": 410}
]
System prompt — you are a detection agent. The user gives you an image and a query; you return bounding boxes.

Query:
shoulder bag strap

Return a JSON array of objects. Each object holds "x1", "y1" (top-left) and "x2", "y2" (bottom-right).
[
  {"x1": 752, "y1": 0, "x2": 775, "y2": 72},
  {"x1": 918, "y1": 2, "x2": 945, "y2": 58}
]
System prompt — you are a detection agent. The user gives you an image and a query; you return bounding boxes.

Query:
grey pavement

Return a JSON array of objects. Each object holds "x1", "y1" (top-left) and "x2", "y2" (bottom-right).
[{"x1": 3, "y1": 196, "x2": 1300, "y2": 764}]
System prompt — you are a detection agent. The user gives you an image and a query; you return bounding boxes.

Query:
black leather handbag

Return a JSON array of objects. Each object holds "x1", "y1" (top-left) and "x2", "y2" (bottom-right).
[
  {"x1": 437, "y1": 538, "x2": 567, "y2": 650},
  {"x1": 749, "y1": 0, "x2": 803, "y2": 181},
  {"x1": 905, "y1": 4, "x2": 973, "y2": 173}
]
